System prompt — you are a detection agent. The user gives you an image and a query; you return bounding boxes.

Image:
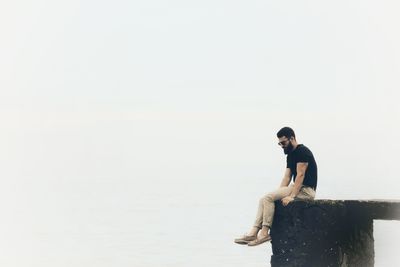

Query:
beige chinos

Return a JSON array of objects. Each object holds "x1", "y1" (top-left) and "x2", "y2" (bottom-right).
[{"x1": 253, "y1": 184, "x2": 316, "y2": 228}]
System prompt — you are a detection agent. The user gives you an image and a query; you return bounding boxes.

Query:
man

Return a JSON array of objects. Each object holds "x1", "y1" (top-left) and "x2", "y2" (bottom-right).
[{"x1": 234, "y1": 127, "x2": 318, "y2": 246}]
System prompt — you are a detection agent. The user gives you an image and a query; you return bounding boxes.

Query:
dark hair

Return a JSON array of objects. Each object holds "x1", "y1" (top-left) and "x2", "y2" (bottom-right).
[{"x1": 277, "y1": 127, "x2": 296, "y2": 139}]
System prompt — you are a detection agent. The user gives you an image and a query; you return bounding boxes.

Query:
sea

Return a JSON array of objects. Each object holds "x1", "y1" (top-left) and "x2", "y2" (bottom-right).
[{"x1": 0, "y1": 175, "x2": 398, "y2": 267}]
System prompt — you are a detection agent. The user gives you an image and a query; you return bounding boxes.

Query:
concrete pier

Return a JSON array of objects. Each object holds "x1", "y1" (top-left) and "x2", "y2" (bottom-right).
[{"x1": 269, "y1": 200, "x2": 400, "y2": 267}]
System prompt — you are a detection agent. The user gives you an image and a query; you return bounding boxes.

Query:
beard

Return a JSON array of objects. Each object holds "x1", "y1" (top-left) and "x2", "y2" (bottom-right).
[{"x1": 283, "y1": 142, "x2": 294, "y2": 155}]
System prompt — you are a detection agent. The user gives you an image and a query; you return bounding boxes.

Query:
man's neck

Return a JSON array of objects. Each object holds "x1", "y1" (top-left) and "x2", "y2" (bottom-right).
[{"x1": 292, "y1": 141, "x2": 299, "y2": 150}]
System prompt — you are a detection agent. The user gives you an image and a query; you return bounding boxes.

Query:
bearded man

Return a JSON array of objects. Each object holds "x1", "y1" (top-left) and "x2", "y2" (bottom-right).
[{"x1": 234, "y1": 127, "x2": 318, "y2": 246}]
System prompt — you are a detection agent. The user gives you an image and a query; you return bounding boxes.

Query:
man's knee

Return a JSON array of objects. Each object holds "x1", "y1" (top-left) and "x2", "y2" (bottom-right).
[{"x1": 260, "y1": 194, "x2": 274, "y2": 204}]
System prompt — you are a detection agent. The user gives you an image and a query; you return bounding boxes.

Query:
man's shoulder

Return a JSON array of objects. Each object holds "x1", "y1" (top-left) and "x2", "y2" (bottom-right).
[
  {"x1": 296, "y1": 144, "x2": 309, "y2": 151},
  {"x1": 296, "y1": 144, "x2": 313, "y2": 155}
]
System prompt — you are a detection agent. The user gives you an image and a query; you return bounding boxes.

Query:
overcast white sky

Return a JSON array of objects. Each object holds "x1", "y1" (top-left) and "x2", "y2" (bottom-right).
[
  {"x1": 2, "y1": 0, "x2": 400, "y2": 193},
  {"x1": 1, "y1": 0, "x2": 400, "y2": 266}
]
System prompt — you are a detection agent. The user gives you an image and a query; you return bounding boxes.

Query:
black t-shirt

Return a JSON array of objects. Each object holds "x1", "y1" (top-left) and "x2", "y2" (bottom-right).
[{"x1": 286, "y1": 144, "x2": 318, "y2": 190}]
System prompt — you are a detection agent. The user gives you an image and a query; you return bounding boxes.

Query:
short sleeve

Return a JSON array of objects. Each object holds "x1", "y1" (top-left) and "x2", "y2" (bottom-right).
[{"x1": 297, "y1": 147, "x2": 311, "y2": 163}]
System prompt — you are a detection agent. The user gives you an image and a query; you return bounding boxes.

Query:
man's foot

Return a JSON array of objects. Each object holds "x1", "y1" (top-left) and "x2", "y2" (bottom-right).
[
  {"x1": 234, "y1": 234, "x2": 257, "y2": 245},
  {"x1": 247, "y1": 234, "x2": 272, "y2": 246}
]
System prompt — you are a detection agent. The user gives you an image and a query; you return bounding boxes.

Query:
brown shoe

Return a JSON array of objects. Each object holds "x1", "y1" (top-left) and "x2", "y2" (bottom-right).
[
  {"x1": 247, "y1": 235, "x2": 272, "y2": 246},
  {"x1": 234, "y1": 234, "x2": 257, "y2": 245}
]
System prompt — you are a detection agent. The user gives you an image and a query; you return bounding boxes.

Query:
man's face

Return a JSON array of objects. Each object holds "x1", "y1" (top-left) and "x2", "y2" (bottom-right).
[{"x1": 278, "y1": 136, "x2": 293, "y2": 155}]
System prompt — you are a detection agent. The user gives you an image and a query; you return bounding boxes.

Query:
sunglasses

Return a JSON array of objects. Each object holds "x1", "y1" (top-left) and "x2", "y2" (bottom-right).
[{"x1": 278, "y1": 139, "x2": 290, "y2": 146}]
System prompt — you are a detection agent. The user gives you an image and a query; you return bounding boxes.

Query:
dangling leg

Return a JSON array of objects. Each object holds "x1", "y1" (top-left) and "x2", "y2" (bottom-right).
[{"x1": 248, "y1": 185, "x2": 293, "y2": 246}]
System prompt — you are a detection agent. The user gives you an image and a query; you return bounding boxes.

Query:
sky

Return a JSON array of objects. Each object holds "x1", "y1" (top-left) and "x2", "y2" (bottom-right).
[
  {"x1": 0, "y1": 0, "x2": 400, "y2": 266},
  {"x1": 2, "y1": 0, "x2": 400, "y2": 195}
]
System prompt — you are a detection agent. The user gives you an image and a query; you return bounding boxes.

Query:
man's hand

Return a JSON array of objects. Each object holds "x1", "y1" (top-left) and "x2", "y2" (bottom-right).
[{"x1": 281, "y1": 196, "x2": 294, "y2": 206}]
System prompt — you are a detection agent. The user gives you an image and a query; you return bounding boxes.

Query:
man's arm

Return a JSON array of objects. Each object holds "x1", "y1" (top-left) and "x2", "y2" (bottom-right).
[
  {"x1": 279, "y1": 168, "x2": 292, "y2": 188},
  {"x1": 281, "y1": 162, "x2": 308, "y2": 206},
  {"x1": 289, "y1": 162, "x2": 308, "y2": 198}
]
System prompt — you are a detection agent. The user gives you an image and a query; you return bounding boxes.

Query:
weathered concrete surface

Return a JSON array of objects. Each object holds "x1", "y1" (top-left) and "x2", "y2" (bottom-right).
[{"x1": 270, "y1": 200, "x2": 400, "y2": 267}]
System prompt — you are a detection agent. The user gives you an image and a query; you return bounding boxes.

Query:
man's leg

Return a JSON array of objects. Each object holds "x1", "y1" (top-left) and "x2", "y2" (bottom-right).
[
  {"x1": 235, "y1": 185, "x2": 294, "y2": 245},
  {"x1": 296, "y1": 186, "x2": 316, "y2": 200},
  {"x1": 253, "y1": 185, "x2": 294, "y2": 238}
]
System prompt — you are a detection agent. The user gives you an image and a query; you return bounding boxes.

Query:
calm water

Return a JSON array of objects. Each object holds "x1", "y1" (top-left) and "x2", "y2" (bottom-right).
[{"x1": 0, "y1": 175, "x2": 398, "y2": 267}]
